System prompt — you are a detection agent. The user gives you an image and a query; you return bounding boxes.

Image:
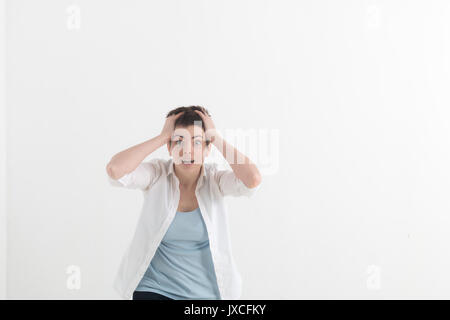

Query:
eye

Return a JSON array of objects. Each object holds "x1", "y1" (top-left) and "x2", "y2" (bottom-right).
[
  {"x1": 194, "y1": 140, "x2": 202, "y2": 145},
  {"x1": 175, "y1": 140, "x2": 182, "y2": 145}
]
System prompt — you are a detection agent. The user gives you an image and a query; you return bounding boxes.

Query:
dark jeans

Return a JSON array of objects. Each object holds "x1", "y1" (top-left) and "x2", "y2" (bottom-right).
[{"x1": 132, "y1": 290, "x2": 174, "y2": 300}]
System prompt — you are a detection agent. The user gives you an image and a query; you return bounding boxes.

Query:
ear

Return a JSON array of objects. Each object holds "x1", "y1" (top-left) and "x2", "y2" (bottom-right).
[{"x1": 204, "y1": 142, "x2": 212, "y2": 157}]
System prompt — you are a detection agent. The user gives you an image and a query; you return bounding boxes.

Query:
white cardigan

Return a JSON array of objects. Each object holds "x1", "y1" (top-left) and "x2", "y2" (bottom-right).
[{"x1": 107, "y1": 157, "x2": 260, "y2": 300}]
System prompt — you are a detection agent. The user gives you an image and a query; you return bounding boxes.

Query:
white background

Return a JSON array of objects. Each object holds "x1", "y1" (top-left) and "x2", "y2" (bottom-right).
[{"x1": 2, "y1": 0, "x2": 450, "y2": 299}]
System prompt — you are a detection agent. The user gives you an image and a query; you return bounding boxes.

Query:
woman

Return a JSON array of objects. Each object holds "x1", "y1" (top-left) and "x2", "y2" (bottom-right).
[{"x1": 106, "y1": 106, "x2": 262, "y2": 300}]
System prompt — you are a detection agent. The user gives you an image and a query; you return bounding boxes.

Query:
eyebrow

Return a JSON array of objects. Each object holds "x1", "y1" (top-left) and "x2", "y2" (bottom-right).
[{"x1": 173, "y1": 135, "x2": 203, "y2": 139}]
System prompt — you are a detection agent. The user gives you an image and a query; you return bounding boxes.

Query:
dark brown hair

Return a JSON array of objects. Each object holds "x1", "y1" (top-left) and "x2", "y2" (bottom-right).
[{"x1": 166, "y1": 105, "x2": 212, "y2": 146}]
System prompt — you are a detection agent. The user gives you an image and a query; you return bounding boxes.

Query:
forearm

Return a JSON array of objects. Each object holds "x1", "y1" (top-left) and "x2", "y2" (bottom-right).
[
  {"x1": 212, "y1": 134, "x2": 261, "y2": 188},
  {"x1": 106, "y1": 134, "x2": 168, "y2": 179}
]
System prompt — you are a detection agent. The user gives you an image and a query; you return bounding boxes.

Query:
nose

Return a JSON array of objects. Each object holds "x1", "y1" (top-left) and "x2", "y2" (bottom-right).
[{"x1": 181, "y1": 149, "x2": 191, "y2": 159}]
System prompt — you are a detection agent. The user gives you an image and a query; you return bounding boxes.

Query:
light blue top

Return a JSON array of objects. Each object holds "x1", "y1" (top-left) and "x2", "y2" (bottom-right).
[{"x1": 135, "y1": 207, "x2": 221, "y2": 299}]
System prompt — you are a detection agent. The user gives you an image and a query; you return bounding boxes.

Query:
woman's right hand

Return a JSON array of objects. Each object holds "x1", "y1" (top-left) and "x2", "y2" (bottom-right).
[{"x1": 160, "y1": 111, "x2": 184, "y2": 143}]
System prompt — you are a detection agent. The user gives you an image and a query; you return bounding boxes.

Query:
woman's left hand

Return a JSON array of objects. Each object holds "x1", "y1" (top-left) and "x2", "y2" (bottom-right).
[{"x1": 194, "y1": 109, "x2": 219, "y2": 142}]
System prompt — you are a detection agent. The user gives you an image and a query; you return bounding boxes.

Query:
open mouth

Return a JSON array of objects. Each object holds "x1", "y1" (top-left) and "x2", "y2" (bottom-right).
[{"x1": 182, "y1": 160, "x2": 194, "y2": 164}]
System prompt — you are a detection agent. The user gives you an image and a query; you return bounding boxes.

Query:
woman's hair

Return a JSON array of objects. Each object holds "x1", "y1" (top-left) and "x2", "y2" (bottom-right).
[{"x1": 166, "y1": 105, "x2": 212, "y2": 146}]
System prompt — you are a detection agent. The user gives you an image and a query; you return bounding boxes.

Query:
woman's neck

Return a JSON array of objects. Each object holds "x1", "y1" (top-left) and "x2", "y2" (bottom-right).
[{"x1": 174, "y1": 164, "x2": 202, "y2": 189}]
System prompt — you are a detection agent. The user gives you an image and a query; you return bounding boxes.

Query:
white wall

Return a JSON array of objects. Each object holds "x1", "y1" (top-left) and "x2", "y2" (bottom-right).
[
  {"x1": 0, "y1": 0, "x2": 6, "y2": 301},
  {"x1": 4, "y1": 0, "x2": 450, "y2": 299}
]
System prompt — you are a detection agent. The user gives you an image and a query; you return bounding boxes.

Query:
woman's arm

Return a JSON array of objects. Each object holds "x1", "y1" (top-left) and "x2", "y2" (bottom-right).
[
  {"x1": 212, "y1": 134, "x2": 262, "y2": 189},
  {"x1": 194, "y1": 110, "x2": 262, "y2": 189},
  {"x1": 106, "y1": 112, "x2": 184, "y2": 180},
  {"x1": 106, "y1": 134, "x2": 168, "y2": 180}
]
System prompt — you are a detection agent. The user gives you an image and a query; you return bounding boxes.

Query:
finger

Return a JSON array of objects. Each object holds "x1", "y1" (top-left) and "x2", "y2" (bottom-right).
[
  {"x1": 194, "y1": 110, "x2": 206, "y2": 118},
  {"x1": 173, "y1": 111, "x2": 185, "y2": 118}
]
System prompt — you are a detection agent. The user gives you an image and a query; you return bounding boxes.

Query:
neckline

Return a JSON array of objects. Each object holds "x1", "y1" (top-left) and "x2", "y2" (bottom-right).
[{"x1": 176, "y1": 207, "x2": 200, "y2": 214}]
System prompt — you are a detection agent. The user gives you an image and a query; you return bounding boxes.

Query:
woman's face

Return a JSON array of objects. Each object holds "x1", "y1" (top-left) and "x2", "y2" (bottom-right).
[{"x1": 167, "y1": 124, "x2": 211, "y2": 171}]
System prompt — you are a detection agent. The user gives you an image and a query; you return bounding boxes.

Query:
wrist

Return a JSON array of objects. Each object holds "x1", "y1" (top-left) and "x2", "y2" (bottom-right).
[
  {"x1": 205, "y1": 128, "x2": 214, "y2": 139},
  {"x1": 210, "y1": 130, "x2": 222, "y2": 146},
  {"x1": 159, "y1": 133, "x2": 171, "y2": 144}
]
